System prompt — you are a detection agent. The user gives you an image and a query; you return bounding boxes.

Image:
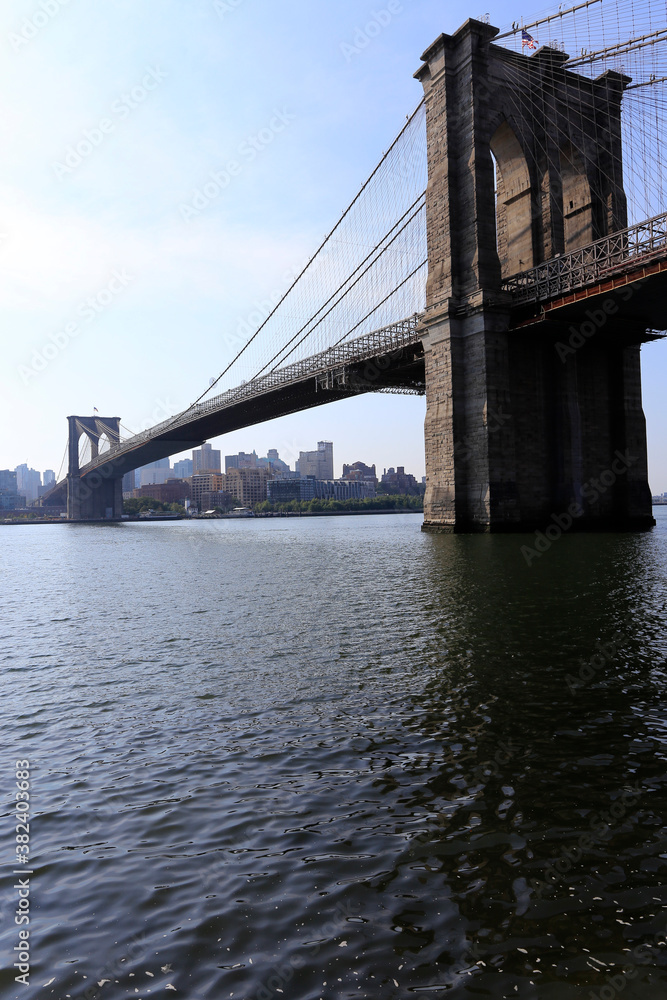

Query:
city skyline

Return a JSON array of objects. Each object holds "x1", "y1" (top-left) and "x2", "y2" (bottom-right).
[{"x1": 2, "y1": 435, "x2": 422, "y2": 490}]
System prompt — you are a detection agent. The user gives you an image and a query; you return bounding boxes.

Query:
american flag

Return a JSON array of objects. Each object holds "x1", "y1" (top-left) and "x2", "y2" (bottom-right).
[{"x1": 522, "y1": 29, "x2": 537, "y2": 49}]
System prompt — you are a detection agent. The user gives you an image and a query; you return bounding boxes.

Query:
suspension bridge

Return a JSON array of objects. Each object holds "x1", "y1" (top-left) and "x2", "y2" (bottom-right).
[{"x1": 43, "y1": 0, "x2": 667, "y2": 529}]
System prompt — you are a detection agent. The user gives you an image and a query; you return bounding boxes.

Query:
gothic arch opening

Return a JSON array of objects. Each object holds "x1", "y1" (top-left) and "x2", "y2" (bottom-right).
[
  {"x1": 560, "y1": 142, "x2": 593, "y2": 249},
  {"x1": 490, "y1": 121, "x2": 534, "y2": 277},
  {"x1": 78, "y1": 432, "x2": 93, "y2": 468}
]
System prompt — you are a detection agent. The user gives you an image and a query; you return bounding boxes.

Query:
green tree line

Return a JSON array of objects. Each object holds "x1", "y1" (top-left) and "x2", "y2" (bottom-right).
[
  {"x1": 123, "y1": 498, "x2": 185, "y2": 515},
  {"x1": 253, "y1": 494, "x2": 423, "y2": 514}
]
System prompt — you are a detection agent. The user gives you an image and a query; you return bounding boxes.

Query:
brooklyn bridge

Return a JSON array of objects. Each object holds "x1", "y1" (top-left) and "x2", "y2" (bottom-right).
[{"x1": 43, "y1": 4, "x2": 667, "y2": 530}]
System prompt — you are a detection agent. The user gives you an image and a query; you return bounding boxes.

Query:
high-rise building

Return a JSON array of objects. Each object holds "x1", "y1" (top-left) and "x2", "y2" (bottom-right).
[
  {"x1": 15, "y1": 464, "x2": 41, "y2": 503},
  {"x1": 222, "y1": 468, "x2": 271, "y2": 506},
  {"x1": 173, "y1": 458, "x2": 193, "y2": 479},
  {"x1": 257, "y1": 449, "x2": 292, "y2": 477},
  {"x1": 122, "y1": 470, "x2": 136, "y2": 495},
  {"x1": 194, "y1": 443, "x2": 221, "y2": 474},
  {"x1": 0, "y1": 469, "x2": 22, "y2": 509},
  {"x1": 43, "y1": 469, "x2": 55, "y2": 486},
  {"x1": 0, "y1": 470, "x2": 18, "y2": 491},
  {"x1": 296, "y1": 441, "x2": 333, "y2": 480},
  {"x1": 225, "y1": 451, "x2": 257, "y2": 472},
  {"x1": 139, "y1": 459, "x2": 173, "y2": 488},
  {"x1": 191, "y1": 473, "x2": 225, "y2": 508}
]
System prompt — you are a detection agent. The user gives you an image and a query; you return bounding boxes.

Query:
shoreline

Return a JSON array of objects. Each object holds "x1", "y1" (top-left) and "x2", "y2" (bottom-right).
[{"x1": 1, "y1": 508, "x2": 423, "y2": 525}]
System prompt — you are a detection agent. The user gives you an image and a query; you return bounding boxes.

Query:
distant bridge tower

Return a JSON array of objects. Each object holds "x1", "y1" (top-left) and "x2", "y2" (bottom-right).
[
  {"x1": 415, "y1": 19, "x2": 653, "y2": 531},
  {"x1": 67, "y1": 415, "x2": 123, "y2": 520}
]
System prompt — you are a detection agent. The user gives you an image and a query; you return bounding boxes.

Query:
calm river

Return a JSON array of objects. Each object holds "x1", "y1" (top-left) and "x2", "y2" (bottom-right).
[{"x1": 2, "y1": 510, "x2": 667, "y2": 999}]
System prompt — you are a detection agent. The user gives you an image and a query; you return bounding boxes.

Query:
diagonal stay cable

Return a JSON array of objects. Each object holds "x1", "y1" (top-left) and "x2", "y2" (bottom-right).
[
  {"x1": 249, "y1": 197, "x2": 425, "y2": 381},
  {"x1": 253, "y1": 257, "x2": 427, "y2": 391},
  {"x1": 186, "y1": 98, "x2": 425, "y2": 411},
  {"x1": 251, "y1": 192, "x2": 425, "y2": 376},
  {"x1": 324, "y1": 259, "x2": 427, "y2": 354}
]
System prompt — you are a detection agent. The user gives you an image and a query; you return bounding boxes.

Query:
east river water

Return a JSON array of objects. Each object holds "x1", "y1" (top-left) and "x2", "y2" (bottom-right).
[{"x1": 1, "y1": 510, "x2": 667, "y2": 999}]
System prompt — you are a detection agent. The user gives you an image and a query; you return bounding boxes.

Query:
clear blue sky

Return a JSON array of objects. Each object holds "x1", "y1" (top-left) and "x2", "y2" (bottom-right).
[{"x1": 1, "y1": 0, "x2": 665, "y2": 489}]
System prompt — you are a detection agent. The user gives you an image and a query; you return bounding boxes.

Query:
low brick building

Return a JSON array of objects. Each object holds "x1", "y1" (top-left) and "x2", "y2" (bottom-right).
[
  {"x1": 201, "y1": 490, "x2": 235, "y2": 511},
  {"x1": 132, "y1": 479, "x2": 191, "y2": 504}
]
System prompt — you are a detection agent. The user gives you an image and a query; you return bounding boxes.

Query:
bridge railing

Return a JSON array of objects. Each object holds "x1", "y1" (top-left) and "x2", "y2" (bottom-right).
[
  {"x1": 192, "y1": 315, "x2": 422, "y2": 416},
  {"x1": 502, "y1": 211, "x2": 667, "y2": 306},
  {"x1": 80, "y1": 316, "x2": 423, "y2": 473}
]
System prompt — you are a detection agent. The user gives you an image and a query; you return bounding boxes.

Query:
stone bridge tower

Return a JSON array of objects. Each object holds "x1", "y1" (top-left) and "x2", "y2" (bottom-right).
[
  {"x1": 415, "y1": 19, "x2": 653, "y2": 532},
  {"x1": 67, "y1": 415, "x2": 123, "y2": 520}
]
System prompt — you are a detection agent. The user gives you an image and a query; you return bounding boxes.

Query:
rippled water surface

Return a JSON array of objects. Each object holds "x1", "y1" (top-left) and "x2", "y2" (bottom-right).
[{"x1": 2, "y1": 510, "x2": 667, "y2": 999}]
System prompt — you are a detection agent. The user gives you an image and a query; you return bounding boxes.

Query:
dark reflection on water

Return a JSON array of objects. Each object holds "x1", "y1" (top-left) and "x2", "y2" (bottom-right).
[{"x1": 1, "y1": 511, "x2": 666, "y2": 999}]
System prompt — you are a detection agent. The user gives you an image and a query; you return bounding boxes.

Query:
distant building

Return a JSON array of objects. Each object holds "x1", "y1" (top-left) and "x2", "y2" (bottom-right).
[
  {"x1": 0, "y1": 486, "x2": 24, "y2": 509},
  {"x1": 315, "y1": 480, "x2": 375, "y2": 500},
  {"x1": 173, "y1": 458, "x2": 193, "y2": 479},
  {"x1": 296, "y1": 441, "x2": 333, "y2": 480},
  {"x1": 381, "y1": 466, "x2": 418, "y2": 491},
  {"x1": 15, "y1": 464, "x2": 41, "y2": 503},
  {"x1": 342, "y1": 461, "x2": 378, "y2": 488},
  {"x1": 0, "y1": 470, "x2": 18, "y2": 491},
  {"x1": 268, "y1": 478, "x2": 316, "y2": 503},
  {"x1": 1, "y1": 471, "x2": 25, "y2": 509},
  {"x1": 257, "y1": 448, "x2": 293, "y2": 478},
  {"x1": 201, "y1": 490, "x2": 235, "y2": 511},
  {"x1": 132, "y1": 480, "x2": 191, "y2": 505},
  {"x1": 193, "y1": 443, "x2": 221, "y2": 474},
  {"x1": 38, "y1": 469, "x2": 56, "y2": 498},
  {"x1": 225, "y1": 451, "x2": 258, "y2": 472},
  {"x1": 139, "y1": 459, "x2": 173, "y2": 488},
  {"x1": 268, "y1": 477, "x2": 374, "y2": 502},
  {"x1": 222, "y1": 468, "x2": 271, "y2": 506},
  {"x1": 122, "y1": 470, "x2": 136, "y2": 495},
  {"x1": 190, "y1": 473, "x2": 225, "y2": 509}
]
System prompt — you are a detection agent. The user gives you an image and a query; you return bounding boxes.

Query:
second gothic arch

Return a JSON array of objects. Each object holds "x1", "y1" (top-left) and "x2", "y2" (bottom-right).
[{"x1": 490, "y1": 120, "x2": 534, "y2": 277}]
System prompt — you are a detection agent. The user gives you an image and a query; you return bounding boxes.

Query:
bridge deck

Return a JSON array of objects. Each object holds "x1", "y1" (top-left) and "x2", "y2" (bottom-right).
[
  {"x1": 43, "y1": 212, "x2": 667, "y2": 508},
  {"x1": 503, "y1": 212, "x2": 667, "y2": 332},
  {"x1": 42, "y1": 317, "x2": 425, "y2": 503}
]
